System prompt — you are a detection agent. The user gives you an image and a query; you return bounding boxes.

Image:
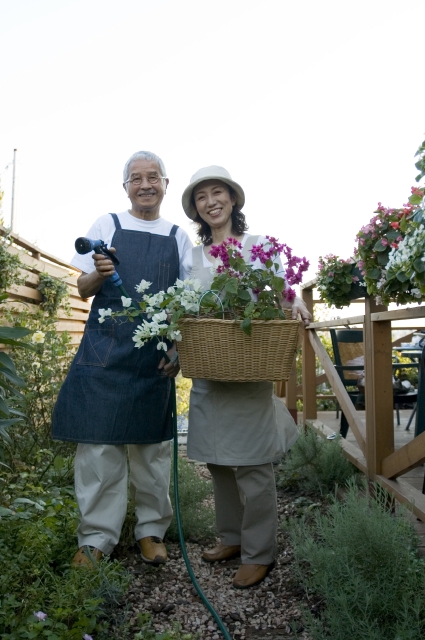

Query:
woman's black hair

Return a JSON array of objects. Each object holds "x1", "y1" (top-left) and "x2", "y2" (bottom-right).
[{"x1": 192, "y1": 185, "x2": 249, "y2": 245}]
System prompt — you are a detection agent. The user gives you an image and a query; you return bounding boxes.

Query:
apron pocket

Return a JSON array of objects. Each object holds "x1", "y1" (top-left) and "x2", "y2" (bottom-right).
[{"x1": 77, "y1": 326, "x2": 115, "y2": 367}]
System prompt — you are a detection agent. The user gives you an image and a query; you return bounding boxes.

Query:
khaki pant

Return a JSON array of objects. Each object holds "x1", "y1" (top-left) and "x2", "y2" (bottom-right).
[
  {"x1": 207, "y1": 463, "x2": 277, "y2": 565},
  {"x1": 75, "y1": 442, "x2": 173, "y2": 555}
]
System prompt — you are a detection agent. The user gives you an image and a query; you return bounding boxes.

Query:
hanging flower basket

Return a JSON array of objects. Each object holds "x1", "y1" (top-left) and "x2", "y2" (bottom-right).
[{"x1": 177, "y1": 316, "x2": 300, "y2": 382}]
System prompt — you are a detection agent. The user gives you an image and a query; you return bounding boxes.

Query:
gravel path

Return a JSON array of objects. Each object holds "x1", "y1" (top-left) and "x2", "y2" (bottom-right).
[{"x1": 122, "y1": 463, "x2": 317, "y2": 640}]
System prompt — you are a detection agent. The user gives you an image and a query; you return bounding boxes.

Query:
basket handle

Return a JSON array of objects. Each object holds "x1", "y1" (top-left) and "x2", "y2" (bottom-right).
[{"x1": 198, "y1": 289, "x2": 224, "y2": 319}]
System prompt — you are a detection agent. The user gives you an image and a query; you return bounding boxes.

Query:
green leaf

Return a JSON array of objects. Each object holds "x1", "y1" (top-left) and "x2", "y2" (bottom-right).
[
  {"x1": 0, "y1": 326, "x2": 32, "y2": 340},
  {"x1": 0, "y1": 418, "x2": 22, "y2": 428},
  {"x1": 0, "y1": 397, "x2": 10, "y2": 416},
  {"x1": 244, "y1": 302, "x2": 255, "y2": 316},
  {"x1": 0, "y1": 352, "x2": 16, "y2": 373},
  {"x1": 0, "y1": 369, "x2": 26, "y2": 387},
  {"x1": 377, "y1": 251, "x2": 389, "y2": 266},
  {"x1": 262, "y1": 308, "x2": 277, "y2": 319},
  {"x1": 396, "y1": 271, "x2": 410, "y2": 282},
  {"x1": 224, "y1": 278, "x2": 238, "y2": 294},
  {"x1": 399, "y1": 215, "x2": 408, "y2": 232},
  {"x1": 271, "y1": 276, "x2": 285, "y2": 291},
  {"x1": 240, "y1": 317, "x2": 252, "y2": 336},
  {"x1": 367, "y1": 268, "x2": 381, "y2": 280},
  {"x1": 0, "y1": 506, "x2": 13, "y2": 516},
  {"x1": 409, "y1": 193, "x2": 423, "y2": 205},
  {"x1": 53, "y1": 455, "x2": 65, "y2": 471},
  {"x1": 413, "y1": 258, "x2": 425, "y2": 273},
  {"x1": 373, "y1": 239, "x2": 388, "y2": 252},
  {"x1": 237, "y1": 289, "x2": 251, "y2": 301}
]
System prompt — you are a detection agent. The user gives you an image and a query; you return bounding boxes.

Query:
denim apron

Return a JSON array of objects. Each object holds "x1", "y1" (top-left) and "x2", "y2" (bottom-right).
[{"x1": 52, "y1": 214, "x2": 180, "y2": 444}]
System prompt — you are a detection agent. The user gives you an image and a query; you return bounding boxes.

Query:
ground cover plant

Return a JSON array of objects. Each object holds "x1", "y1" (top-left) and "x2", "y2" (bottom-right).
[
  {"x1": 277, "y1": 427, "x2": 359, "y2": 494},
  {"x1": 289, "y1": 480, "x2": 425, "y2": 640},
  {"x1": 0, "y1": 238, "x2": 205, "y2": 638}
]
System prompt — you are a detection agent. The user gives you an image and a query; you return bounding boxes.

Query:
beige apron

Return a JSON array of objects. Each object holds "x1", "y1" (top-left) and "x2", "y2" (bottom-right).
[{"x1": 187, "y1": 236, "x2": 299, "y2": 466}]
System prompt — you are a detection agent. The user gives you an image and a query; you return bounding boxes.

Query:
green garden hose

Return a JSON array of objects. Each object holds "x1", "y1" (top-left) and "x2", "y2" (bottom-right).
[
  {"x1": 117, "y1": 288, "x2": 232, "y2": 639},
  {"x1": 170, "y1": 378, "x2": 232, "y2": 640}
]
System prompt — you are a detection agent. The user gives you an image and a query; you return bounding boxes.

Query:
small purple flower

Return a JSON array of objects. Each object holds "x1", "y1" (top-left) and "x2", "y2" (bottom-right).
[
  {"x1": 83, "y1": 635, "x2": 94, "y2": 640},
  {"x1": 34, "y1": 611, "x2": 47, "y2": 621}
]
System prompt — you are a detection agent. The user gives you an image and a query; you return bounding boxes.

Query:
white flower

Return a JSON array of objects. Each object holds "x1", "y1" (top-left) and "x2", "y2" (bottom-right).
[
  {"x1": 411, "y1": 288, "x2": 422, "y2": 298},
  {"x1": 98, "y1": 308, "x2": 112, "y2": 323},
  {"x1": 34, "y1": 611, "x2": 47, "y2": 621},
  {"x1": 135, "y1": 279, "x2": 152, "y2": 293},
  {"x1": 121, "y1": 296, "x2": 132, "y2": 308},
  {"x1": 191, "y1": 278, "x2": 203, "y2": 292},
  {"x1": 156, "y1": 341, "x2": 168, "y2": 351},
  {"x1": 31, "y1": 331, "x2": 45, "y2": 344},
  {"x1": 153, "y1": 310, "x2": 167, "y2": 322},
  {"x1": 32, "y1": 361, "x2": 41, "y2": 369},
  {"x1": 167, "y1": 286, "x2": 176, "y2": 295},
  {"x1": 169, "y1": 329, "x2": 182, "y2": 341}
]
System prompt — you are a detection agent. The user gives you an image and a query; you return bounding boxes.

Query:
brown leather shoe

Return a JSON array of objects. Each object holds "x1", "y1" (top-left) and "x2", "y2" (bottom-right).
[
  {"x1": 232, "y1": 562, "x2": 274, "y2": 588},
  {"x1": 138, "y1": 536, "x2": 167, "y2": 564},
  {"x1": 72, "y1": 546, "x2": 103, "y2": 567},
  {"x1": 202, "y1": 543, "x2": 241, "y2": 563}
]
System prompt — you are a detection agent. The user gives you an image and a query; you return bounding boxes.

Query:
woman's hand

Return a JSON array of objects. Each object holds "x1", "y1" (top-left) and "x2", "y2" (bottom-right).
[
  {"x1": 281, "y1": 295, "x2": 312, "y2": 327},
  {"x1": 158, "y1": 343, "x2": 180, "y2": 378}
]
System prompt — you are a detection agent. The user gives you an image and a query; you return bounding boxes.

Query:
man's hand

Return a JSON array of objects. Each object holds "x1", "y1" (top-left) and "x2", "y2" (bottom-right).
[
  {"x1": 77, "y1": 248, "x2": 117, "y2": 298},
  {"x1": 93, "y1": 248, "x2": 117, "y2": 279},
  {"x1": 158, "y1": 343, "x2": 180, "y2": 378}
]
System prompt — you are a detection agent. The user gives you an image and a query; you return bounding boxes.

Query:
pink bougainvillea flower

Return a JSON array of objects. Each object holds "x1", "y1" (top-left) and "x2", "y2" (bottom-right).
[{"x1": 390, "y1": 221, "x2": 400, "y2": 229}]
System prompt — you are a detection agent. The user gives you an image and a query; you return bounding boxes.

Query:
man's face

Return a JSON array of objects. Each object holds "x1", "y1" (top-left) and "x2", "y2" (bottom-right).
[{"x1": 123, "y1": 159, "x2": 169, "y2": 219}]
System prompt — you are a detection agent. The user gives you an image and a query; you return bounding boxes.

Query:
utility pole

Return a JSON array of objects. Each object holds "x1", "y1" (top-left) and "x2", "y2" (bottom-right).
[{"x1": 11, "y1": 148, "x2": 17, "y2": 233}]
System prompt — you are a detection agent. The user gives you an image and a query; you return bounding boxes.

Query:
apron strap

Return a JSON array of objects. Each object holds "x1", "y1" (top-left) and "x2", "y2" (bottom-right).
[
  {"x1": 169, "y1": 224, "x2": 179, "y2": 236},
  {"x1": 242, "y1": 234, "x2": 260, "y2": 260},
  {"x1": 109, "y1": 213, "x2": 122, "y2": 230}
]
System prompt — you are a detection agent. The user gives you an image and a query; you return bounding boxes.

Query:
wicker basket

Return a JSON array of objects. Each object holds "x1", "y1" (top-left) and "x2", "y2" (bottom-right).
[{"x1": 177, "y1": 317, "x2": 300, "y2": 381}]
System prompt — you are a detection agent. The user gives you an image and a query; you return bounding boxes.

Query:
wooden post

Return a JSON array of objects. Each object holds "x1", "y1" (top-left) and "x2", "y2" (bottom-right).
[
  {"x1": 301, "y1": 286, "x2": 317, "y2": 423},
  {"x1": 364, "y1": 297, "x2": 394, "y2": 476},
  {"x1": 286, "y1": 365, "x2": 298, "y2": 423}
]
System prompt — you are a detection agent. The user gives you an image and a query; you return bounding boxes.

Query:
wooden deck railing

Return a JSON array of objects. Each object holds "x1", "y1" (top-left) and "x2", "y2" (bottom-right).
[
  {"x1": 299, "y1": 278, "x2": 425, "y2": 522},
  {"x1": 1, "y1": 225, "x2": 89, "y2": 344}
]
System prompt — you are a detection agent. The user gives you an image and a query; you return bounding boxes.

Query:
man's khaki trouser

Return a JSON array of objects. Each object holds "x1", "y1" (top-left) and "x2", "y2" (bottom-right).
[{"x1": 75, "y1": 442, "x2": 173, "y2": 555}]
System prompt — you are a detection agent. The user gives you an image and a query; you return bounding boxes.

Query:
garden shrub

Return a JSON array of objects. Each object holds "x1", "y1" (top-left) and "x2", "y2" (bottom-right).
[
  {"x1": 277, "y1": 427, "x2": 359, "y2": 493},
  {"x1": 0, "y1": 486, "x2": 132, "y2": 638},
  {"x1": 167, "y1": 452, "x2": 215, "y2": 543},
  {"x1": 290, "y1": 480, "x2": 425, "y2": 640}
]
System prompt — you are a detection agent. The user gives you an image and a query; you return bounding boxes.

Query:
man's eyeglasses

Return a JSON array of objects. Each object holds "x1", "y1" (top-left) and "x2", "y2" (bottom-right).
[{"x1": 124, "y1": 175, "x2": 166, "y2": 186}]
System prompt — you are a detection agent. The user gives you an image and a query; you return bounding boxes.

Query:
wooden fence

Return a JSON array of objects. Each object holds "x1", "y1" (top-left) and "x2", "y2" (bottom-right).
[
  {"x1": 0, "y1": 225, "x2": 89, "y2": 344},
  {"x1": 298, "y1": 278, "x2": 425, "y2": 522}
]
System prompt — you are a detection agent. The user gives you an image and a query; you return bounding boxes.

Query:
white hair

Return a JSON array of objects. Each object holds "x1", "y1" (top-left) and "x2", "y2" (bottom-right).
[{"x1": 123, "y1": 151, "x2": 167, "y2": 183}]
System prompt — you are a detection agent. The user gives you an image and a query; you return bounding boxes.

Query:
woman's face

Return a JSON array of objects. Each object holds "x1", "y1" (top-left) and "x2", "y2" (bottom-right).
[{"x1": 193, "y1": 179, "x2": 236, "y2": 230}]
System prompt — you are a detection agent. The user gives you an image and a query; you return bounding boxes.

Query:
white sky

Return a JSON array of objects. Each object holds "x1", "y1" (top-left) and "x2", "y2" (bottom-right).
[{"x1": 1, "y1": 0, "x2": 425, "y2": 282}]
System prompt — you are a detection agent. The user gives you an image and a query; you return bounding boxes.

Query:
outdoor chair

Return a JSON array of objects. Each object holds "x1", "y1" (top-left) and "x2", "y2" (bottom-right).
[{"x1": 329, "y1": 329, "x2": 418, "y2": 438}]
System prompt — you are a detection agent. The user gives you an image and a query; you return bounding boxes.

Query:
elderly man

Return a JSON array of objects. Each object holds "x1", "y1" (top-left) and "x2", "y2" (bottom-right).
[{"x1": 52, "y1": 151, "x2": 192, "y2": 566}]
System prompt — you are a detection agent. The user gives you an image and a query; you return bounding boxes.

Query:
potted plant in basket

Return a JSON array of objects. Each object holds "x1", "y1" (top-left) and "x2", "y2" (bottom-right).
[
  {"x1": 384, "y1": 188, "x2": 425, "y2": 301},
  {"x1": 354, "y1": 196, "x2": 419, "y2": 305},
  {"x1": 98, "y1": 236, "x2": 309, "y2": 381},
  {"x1": 316, "y1": 254, "x2": 365, "y2": 309}
]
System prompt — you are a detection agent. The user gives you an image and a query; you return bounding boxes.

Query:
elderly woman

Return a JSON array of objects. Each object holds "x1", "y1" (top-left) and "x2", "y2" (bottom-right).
[{"x1": 181, "y1": 166, "x2": 310, "y2": 589}]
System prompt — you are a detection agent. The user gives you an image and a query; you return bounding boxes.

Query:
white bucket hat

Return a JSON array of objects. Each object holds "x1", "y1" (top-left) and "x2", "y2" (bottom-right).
[{"x1": 181, "y1": 165, "x2": 245, "y2": 220}]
